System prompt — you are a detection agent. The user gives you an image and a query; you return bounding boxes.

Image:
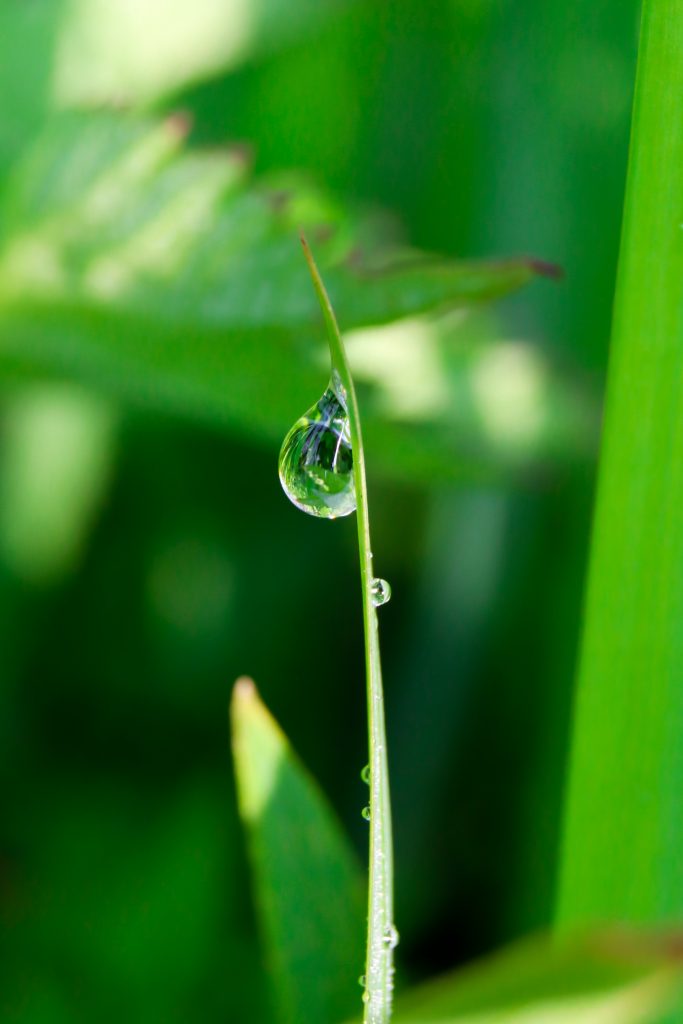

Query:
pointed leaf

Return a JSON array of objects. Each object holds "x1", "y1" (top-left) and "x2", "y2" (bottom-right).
[{"x1": 231, "y1": 678, "x2": 366, "y2": 1024}]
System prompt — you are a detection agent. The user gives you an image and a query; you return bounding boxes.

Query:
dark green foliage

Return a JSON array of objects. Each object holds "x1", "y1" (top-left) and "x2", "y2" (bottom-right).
[{"x1": 0, "y1": 1, "x2": 655, "y2": 1022}]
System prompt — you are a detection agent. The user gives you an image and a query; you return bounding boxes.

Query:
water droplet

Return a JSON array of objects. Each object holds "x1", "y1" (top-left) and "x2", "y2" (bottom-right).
[
  {"x1": 383, "y1": 924, "x2": 400, "y2": 950},
  {"x1": 358, "y1": 974, "x2": 366, "y2": 988},
  {"x1": 361, "y1": 764, "x2": 371, "y2": 785},
  {"x1": 278, "y1": 378, "x2": 356, "y2": 519},
  {"x1": 330, "y1": 368, "x2": 348, "y2": 406},
  {"x1": 361, "y1": 805, "x2": 371, "y2": 820},
  {"x1": 370, "y1": 577, "x2": 392, "y2": 607}
]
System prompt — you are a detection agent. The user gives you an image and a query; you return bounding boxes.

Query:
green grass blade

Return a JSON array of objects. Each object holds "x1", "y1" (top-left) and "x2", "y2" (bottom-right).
[
  {"x1": 557, "y1": 1, "x2": 683, "y2": 925},
  {"x1": 231, "y1": 678, "x2": 366, "y2": 1024},
  {"x1": 301, "y1": 235, "x2": 395, "y2": 1024},
  {"x1": 386, "y1": 930, "x2": 683, "y2": 1024}
]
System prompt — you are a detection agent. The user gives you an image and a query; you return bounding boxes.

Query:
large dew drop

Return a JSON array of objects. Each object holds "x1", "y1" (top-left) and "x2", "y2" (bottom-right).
[{"x1": 278, "y1": 375, "x2": 356, "y2": 519}]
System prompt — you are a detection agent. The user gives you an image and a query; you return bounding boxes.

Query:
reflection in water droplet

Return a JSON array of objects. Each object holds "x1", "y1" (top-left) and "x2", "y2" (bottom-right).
[
  {"x1": 361, "y1": 805, "x2": 371, "y2": 820},
  {"x1": 330, "y1": 368, "x2": 348, "y2": 407},
  {"x1": 370, "y1": 577, "x2": 392, "y2": 607},
  {"x1": 278, "y1": 378, "x2": 356, "y2": 519},
  {"x1": 383, "y1": 924, "x2": 400, "y2": 950},
  {"x1": 361, "y1": 764, "x2": 371, "y2": 785}
]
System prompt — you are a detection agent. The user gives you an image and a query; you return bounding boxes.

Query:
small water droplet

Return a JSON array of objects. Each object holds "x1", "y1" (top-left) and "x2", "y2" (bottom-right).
[
  {"x1": 278, "y1": 378, "x2": 356, "y2": 519},
  {"x1": 383, "y1": 924, "x2": 400, "y2": 950},
  {"x1": 370, "y1": 577, "x2": 392, "y2": 607},
  {"x1": 361, "y1": 764, "x2": 371, "y2": 785},
  {"x1": 361, "y1": 805, "x2": 371, "y2": 821},
  {"x1": 358, "y1": 974, "x2": 366, "y2": 987}
]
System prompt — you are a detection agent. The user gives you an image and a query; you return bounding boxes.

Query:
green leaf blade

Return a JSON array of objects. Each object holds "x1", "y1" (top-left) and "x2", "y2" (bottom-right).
[
  {"x1": 556, "y1": 0, "x2": 683, "y2": 935},
  {"x1": 378, "y1": 931, "x2": 683, "y2": 1024},
  {"x1": 231, "y1": 677, "x2": 366, "y2": 1024}
]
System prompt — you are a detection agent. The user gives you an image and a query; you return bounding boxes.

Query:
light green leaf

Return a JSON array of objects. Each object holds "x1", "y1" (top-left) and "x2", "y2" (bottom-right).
[
  {"x1": 0, "y1": 1, "x2": 64, "y2": 175},
  {"x1": 53, "y1": 0, "x2": 352, "y2": 108},
  {"x1": 0, "y1": 384, "x2": 117, "y2": 585},
  {"x1": 0, "y1": 112, "x2": 591, "y2": 484},
  {"x1": 231, "y1": 678, "x2": 366, "y2": 1024},
  {"x1": 365, "y1": 931, "x2": 683, "y2": 1024},
  {"x1": 0, "y1": 113, "x2": 543, "y2": 328}
]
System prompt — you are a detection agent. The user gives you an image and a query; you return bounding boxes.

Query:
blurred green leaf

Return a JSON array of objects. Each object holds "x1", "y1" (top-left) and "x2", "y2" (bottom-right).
[
  {"x1": 53, "y1": 0, "x2": 353, "y2": 108},
  {"x1": 231, "y1": 677, "x2": 365, "y2": 1024},
  {"x1": 0, "y1": 385, "x2": 117, "y2": 585},
  {"x1": 0, "y1": 112, "x2": 590, "y2": 484},
  {"x1": 376, "y1": 931, "x2": 683, "y2": 1024},
  {"x1": 0, "y1": 1, "x2": 64, "y2": 176},
  {"x1": 0, "y1": 113, "x2": 543, "y2": 327}
]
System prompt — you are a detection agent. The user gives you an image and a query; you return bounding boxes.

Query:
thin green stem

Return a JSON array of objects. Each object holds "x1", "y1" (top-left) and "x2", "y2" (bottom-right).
[
  {"x1": 557, "y1": 1, "x2": 683, "y2": 930},
  {"x1": 300, "y1": 234, "x2": 395, "y2": 1024}
]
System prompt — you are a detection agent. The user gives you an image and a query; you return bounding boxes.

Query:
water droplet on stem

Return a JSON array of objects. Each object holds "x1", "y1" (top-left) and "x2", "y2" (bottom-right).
[
  {"x1": 370, "y1": 577, "x2": 392, "y2": 607},
  {"x1": 361, "y1": 805, "x2": 371, "y2": 821},
  {"x1": 383, "y1": 924, "x2": 400, "y2": 949},
  {"x1": 361, "y1": 764, "x2": 371, "y2": 785},
  {"x1": 278, "y1": 375, "x2": 356, "y2": 519}
]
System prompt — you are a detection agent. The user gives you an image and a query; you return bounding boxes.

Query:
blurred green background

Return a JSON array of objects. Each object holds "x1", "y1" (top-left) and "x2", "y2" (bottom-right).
[{"x1": 0, "y1": 0, "x2": 641, "y2": 1020}]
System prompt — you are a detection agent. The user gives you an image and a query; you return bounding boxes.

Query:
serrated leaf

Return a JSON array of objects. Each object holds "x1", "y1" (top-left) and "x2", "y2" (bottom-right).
[
  {"x1": 0, "y1": 113, "x2": 544, "y2": 324},
  {"x1": 381, "y1": 930, "x2": 683, "y2": 1024},
  {"x1": 231, "y1": 678, "x2": 366, "y2": 1024},
  {"x1": 0, "y1": 112, "x2": 587, "y2": 484}
]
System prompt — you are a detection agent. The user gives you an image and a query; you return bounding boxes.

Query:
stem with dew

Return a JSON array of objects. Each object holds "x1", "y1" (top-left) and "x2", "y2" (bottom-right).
[{"x1": 300, "y1": 234, "x2": 395, "y2": 1024}]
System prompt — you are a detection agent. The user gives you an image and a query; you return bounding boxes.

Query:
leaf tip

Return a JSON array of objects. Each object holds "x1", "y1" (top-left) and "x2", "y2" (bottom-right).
[
  {"x1": 232, "y1": 675, "x2": 258, "y2": 709},
  {"x1": 526, "y1": 256, "x2": 565, "y2": 281},
  {"x1": 164, "y1": 110, "x2": 194, "y2": 141}
]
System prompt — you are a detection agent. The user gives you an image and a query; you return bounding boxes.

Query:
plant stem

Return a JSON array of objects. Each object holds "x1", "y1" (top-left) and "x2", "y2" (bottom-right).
[
  {"x1": 557, "y1": 0, "x2": 683, "y2": 928},
  {"x1": 301, "y1": 234, "x2": 395, "y2": 1024}
]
